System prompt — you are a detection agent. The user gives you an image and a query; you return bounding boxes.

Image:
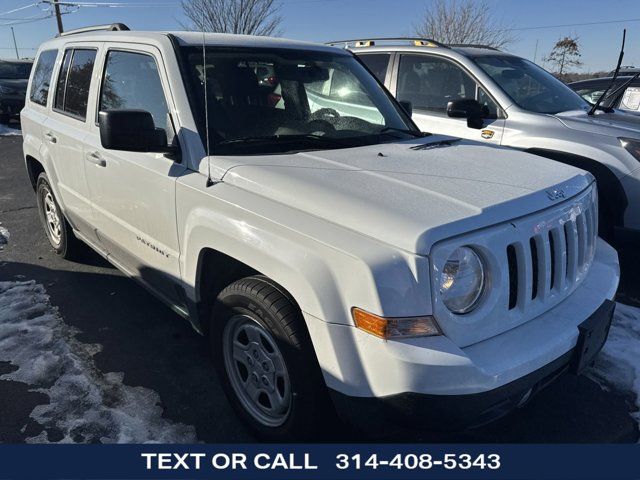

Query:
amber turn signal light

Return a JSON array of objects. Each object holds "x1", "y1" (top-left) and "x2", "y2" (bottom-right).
[{"x1": 352, "y1": 308, "x2": 441, "y2": 339}]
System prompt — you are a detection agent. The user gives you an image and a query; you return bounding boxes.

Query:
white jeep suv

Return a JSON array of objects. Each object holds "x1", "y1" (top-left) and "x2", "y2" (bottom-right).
[
  {"x1": 342, "y1": 38, "x2": 640, "y2": 245},
  {"x1": 22, "y1": 25, "x2": 619, "y2": 439}
]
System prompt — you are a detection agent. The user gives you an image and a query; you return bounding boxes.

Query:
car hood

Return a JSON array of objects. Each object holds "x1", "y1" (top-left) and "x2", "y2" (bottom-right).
[
  {"x1": 555, "y1": 108, "x2": 640, "y2": 137},
  {"x1": 217, "y1": 136, "x2": 592, "y2": 254}
]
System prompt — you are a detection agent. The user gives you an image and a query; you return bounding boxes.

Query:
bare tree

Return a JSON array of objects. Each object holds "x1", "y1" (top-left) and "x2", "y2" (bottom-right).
[
  {"x1": 544, "y1": 36, "x2": 582, "y2": 75},
  {"x1": 414, "y1": 0, "x2": 513, "y2": 49},
  {"x1": 181, "y1": 0, "x2": 283, "y2": 36}
]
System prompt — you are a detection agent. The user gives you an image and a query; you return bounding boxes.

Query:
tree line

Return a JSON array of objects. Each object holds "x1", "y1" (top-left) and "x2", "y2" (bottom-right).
[{"x1": 182, "y1": 0, "x2": 604, "y2": 79}]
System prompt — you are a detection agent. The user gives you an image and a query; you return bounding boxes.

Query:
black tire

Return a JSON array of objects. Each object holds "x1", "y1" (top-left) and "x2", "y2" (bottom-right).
[
  {"x1": 0, "y1": 114, "x2": 10, "y2": 125},
  {"x1": 210, "y1": 275, "x2": 329, "y2": 440},
  {"x1": 36, "y1": 172, "x2": 82, "y2": 259}
]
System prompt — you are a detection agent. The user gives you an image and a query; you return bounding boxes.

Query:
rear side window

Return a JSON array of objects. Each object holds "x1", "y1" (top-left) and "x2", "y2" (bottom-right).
[
  {"x1": 99, "y1": 50, "x2": 169, "y2": 131},
  {"x1": 29, "y1": 50, "x2": 58, "y2": 106},
  {"x1": 54, "y1": 48, "x2": 97, "y2": 120},
  {"x1": 358, "y1": 54, "x2": 390, "y2": 83}
]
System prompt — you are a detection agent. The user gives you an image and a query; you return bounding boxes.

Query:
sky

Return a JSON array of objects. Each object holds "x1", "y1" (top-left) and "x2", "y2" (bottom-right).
[{"x1": 0, "y1": 0, "x2": 639, "y2": 72}]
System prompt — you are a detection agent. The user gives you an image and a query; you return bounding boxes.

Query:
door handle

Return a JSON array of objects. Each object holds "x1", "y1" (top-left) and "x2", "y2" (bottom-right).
[
  {"x1": 86, "y1": 151, "x2": 106, "y2": 167},
  {"x1": 44, "y1": 132, "x2": 57, "y2": 144}
]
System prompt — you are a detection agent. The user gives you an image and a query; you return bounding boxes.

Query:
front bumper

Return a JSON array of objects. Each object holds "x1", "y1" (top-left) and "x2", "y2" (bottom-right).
[
  {"x1": 329, "y1": 300, "x2": 615, "y2": 431},
  {"x1": 305, "y1": 238, "x2": 619, "y2": 421}
]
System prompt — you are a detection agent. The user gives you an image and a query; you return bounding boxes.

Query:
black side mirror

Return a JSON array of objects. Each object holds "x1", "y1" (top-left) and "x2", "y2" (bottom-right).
[
  {"x1": 399, "y1": 100, "x2": 413, "y2": 117},
  {"x1": 99, "y1": 110, "x2": 173, "y2": 153},
  {"x1": 446, "y1": 99, "x2": 488, "y2": 129}
]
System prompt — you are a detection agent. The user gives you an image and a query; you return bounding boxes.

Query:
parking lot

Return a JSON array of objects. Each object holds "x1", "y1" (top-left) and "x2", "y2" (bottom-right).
[{"x1": 0, "y1": 131, "x2": 639, "y2": 443}]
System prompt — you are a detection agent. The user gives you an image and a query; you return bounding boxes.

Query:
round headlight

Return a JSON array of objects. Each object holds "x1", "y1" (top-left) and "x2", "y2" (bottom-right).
[{"x1": 439, "y1": 247, "x2": 485, "y2": 314}]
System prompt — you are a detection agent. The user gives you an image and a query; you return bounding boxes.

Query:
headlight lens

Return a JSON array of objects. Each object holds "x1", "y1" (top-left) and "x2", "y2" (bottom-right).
[
  {"x1": 619, "y1": 137, "x2": 640, "y2": 161},
  {"x1": 439, "y1": 247, "x2": 485, "y2": 314}
]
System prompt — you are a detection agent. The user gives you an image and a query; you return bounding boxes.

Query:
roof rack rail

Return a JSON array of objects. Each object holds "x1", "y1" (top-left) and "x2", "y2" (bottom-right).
[
  {"x1": 56, "y1": 23, "x2": 130, "y2": 38},
  {"x1": 326, "y1": 37, "x2": 448, "y2": 49},
  {"x1": 447, "y1": 43, "x2": 500, "y2": 51}
]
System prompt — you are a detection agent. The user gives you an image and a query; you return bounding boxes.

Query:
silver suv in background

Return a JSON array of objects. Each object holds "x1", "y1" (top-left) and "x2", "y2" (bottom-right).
[{"x1": 337, "y1": 38, "x2": 640, "y2": 244}]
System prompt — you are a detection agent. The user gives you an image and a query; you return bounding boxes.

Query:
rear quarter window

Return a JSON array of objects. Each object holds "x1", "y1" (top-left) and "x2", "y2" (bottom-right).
[{"x1": 29, "y1": 50, "x2": 58, "y2": 106}]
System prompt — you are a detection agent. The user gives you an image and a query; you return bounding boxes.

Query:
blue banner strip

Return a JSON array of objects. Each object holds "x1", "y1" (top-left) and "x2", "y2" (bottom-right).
[{"x1": 0, "y1": 444, "x2": 638, "y2": 480}]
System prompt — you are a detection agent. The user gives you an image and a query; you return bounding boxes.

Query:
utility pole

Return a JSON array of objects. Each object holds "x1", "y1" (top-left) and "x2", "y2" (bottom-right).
[
  {"x1": 533, "y1": 39, "x2": 539, "y2": 63},
  {"x1": 53, "y1": 0, "x2": 64, "y2": 34},
  {"x1": 11, "y1": 27, "x2": 19, "y2": 59}
]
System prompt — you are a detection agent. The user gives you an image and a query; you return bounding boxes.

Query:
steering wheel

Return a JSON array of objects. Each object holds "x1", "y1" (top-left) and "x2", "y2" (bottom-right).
[{"x1": 310, "y1": 108, "x2": 341, "y2": 122}]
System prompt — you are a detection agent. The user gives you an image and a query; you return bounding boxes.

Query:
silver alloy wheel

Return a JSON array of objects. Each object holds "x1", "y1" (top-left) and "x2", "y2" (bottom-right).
[
  {"x1": 42, "y1": 189, "x2": 62, "y2": 246},
  {"x1": 222, "y1": 314, "x2": 292, "y2": 427}
]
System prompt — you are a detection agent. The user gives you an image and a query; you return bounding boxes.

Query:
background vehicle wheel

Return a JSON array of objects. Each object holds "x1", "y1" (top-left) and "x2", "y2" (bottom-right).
[
  {"x1": 36, "y1": 172, "x2": 82, "y2": 259},
  {"x1": 211, "y1": 275, "x2": 329, "y2": 440}
]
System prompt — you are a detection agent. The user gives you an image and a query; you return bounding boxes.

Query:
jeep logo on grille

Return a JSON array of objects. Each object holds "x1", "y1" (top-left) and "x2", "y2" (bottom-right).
[{"x1": 546, "y1": 188, "x2": 565, "y2": 201}]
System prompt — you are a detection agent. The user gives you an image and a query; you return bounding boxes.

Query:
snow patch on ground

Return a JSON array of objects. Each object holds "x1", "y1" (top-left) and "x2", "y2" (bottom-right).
[
  {"x1": 589, "y1": 302, "x2": 640, "y2": 424},
  {"x1": 0, "y1": 280, "x2": 198, "y2": 443},
  {"x1": 0, "y1": 124, "x2": 21, "y2": 136}
]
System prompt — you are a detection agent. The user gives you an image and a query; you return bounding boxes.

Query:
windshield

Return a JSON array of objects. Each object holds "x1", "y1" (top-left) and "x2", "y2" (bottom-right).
[
  {"x1": 0, "y1": 61, "x2": 32, "y2": 80},
  {"x1": 473, "y1": 55, "x2": 588, "y2": 114},
  {"x1": 181, "y1": 47, "x2": 418, "y2": 155}
]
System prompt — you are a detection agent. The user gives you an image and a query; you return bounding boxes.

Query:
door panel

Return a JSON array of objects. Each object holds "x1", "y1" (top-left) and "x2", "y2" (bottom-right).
[
  {"x1": 395, "y1": 53, "x2": 505, "y2": 143},
  {"x1": 46, "y1": 45, "x2": 100, "y2": 239},
  {"x1": 84, "y1": 45, "x2": 184, "y2": 303}
]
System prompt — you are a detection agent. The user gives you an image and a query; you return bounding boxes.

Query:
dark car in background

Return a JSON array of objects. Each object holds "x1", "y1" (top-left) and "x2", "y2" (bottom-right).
[
  {"x1": 0, "y1": 59, "x2": 33, "y2": 124},
  {"x1": 569, "y1": 75, "x2": 640, "y2": 115}
]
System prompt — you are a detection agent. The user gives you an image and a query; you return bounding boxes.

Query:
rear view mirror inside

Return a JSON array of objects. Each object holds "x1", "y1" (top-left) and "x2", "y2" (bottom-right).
[{"x1": 277, "y1": 64, "x2": 329, "y2": 82}]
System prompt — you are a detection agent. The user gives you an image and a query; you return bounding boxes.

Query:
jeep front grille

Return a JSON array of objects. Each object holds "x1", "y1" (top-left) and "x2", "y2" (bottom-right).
[
  {"x1": 430, "y1": 183, "x2": 598, "y2": 348},
  {"x1": 506, "y1": 196, "x2": 598, "y2": 311}
]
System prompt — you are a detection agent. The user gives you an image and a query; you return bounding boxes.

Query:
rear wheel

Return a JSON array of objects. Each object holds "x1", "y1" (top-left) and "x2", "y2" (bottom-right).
[
  {"x1": 211, "y1": 276, "x2": 329, "y2": 440},
  {"x1": 36, "y1": 172, "x2": 82, "y2": 259}
]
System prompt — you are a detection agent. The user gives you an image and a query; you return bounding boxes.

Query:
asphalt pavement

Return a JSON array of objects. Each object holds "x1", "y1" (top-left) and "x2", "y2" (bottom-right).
[{"x1": 0, "y1": 133, "x2": 638, "y2": 443}]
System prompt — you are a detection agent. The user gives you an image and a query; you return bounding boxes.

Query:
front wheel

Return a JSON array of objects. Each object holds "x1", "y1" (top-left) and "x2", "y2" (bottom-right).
[{"x1": 211, "y1": 276, "x2": 329, "y2": 440}]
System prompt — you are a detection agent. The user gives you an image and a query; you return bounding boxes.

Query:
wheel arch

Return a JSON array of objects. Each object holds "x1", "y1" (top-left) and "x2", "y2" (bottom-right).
[
  {"x1": 25, "y1": 154, "x2": 45, "y2": 191},
  {"x1": 184, "y1": 221, "x2": 353, "y2": 336}
]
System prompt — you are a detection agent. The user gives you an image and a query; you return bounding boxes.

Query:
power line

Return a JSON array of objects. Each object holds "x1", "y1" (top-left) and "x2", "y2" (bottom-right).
[
  {"x1": 41, "y1": 0, "x2": 177, "y2": 6},
  {"x1": 503, "y1": 18, "x2": 640, "y2": 32},
  {"x1": 0, "y1": 2, "x2": 42, "y2": 18},
  {"x1": 0, "y1": 9, "x2": 75, "y2": 27}
]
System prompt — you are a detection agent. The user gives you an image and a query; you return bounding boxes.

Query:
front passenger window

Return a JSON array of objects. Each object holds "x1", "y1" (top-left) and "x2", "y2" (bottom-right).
[
  {"x1": 99, "y1": 50, "x2": 169, "y2": 132},
  {"x1": 397, "y1": 54, "x2": 498, "y2": 118}
]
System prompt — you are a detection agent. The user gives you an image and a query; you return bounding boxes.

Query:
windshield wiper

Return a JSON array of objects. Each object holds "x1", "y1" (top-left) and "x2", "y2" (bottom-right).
[
  {"x1": 215, "y1": 133, "x2": 347, "y2": 147},
  {"x1": 589, "y1": 29, "x2": 626, "y2": 116},
  {"x1": 379, "y1": 127, "x2": 429, "y2": 138}
]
